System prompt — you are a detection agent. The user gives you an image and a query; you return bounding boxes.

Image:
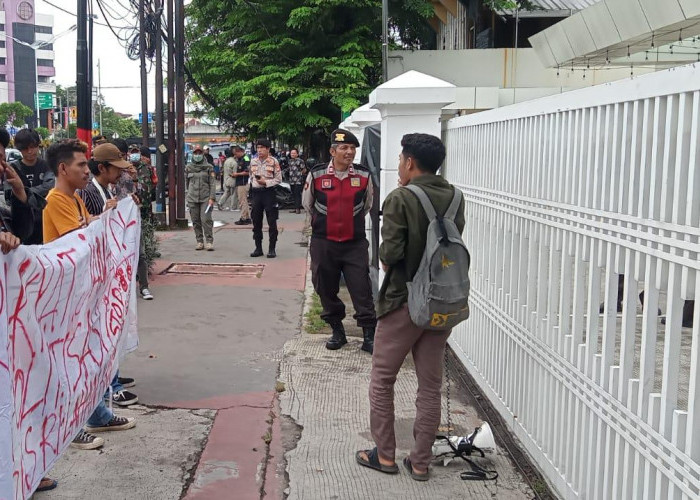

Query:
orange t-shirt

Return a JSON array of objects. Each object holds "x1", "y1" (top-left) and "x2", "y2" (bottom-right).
[{"x1": 43, "y1": 188, "x2": 90, "y2": 244}]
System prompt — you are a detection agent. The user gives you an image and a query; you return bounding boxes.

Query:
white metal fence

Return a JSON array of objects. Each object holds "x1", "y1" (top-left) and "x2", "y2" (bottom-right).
[{"x1": 444, "y1": 63, "x2": 700, "y2": 499}]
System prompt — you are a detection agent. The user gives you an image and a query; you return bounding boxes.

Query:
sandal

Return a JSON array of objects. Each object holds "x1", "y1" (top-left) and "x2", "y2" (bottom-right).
[
  {"x1": 36, "y1": 477, "x2": 58, "y2": 492},
  {"x1": 355, "y1": 447, "x2": 399, "y2": 474},
  {"x1": 403, "y1": 457, "x2": 429, "y2": 481}
]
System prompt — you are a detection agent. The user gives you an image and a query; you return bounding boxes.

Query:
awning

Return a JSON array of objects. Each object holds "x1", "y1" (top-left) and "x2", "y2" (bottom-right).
[{"x1": 529, "y1": 0, "x2": 700, "y2": 68}]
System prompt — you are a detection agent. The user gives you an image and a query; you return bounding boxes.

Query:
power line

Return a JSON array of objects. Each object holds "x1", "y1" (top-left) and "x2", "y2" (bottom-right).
[{"x1": 39, "y1": 0, "x2": 130, "y2": 30}]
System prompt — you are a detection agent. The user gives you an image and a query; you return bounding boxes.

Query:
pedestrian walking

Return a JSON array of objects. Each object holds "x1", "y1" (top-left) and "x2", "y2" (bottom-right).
[
  {"x1": 232, "y1": 145, "x2": 252, "y2": 225},
  {"x1": 287, "y1": 148, "x2": 306, "y2": 214},
  {"x1": 249, "y1": 138, "x2": 281, "y2": 258},
  {"x1": 218, "y1": 149, "x2": 237, "y2": 211},
  {"x1": 186, "y1": 145, "x2": 217, "y2": 250},
  {"x1": 356, "y1": 133, "x2": 465, "y2": 481},
  {"x1": 302, "y1": 129, "x2": 376, "y2": 353}
]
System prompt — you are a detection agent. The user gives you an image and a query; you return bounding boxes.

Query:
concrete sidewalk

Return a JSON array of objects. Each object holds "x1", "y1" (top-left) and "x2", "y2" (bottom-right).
[
  {"x1": 37, "y1": 206, "x2": 538, "y2": 500},
  {"x1": 279, "y1": 275, "x2": 537, "y2": 499}
]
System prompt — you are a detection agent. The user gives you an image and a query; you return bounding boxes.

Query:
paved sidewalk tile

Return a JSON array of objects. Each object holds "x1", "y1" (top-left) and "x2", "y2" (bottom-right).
[{"x1": 279, "y1": 278, "x2": 535, "y2": 500}]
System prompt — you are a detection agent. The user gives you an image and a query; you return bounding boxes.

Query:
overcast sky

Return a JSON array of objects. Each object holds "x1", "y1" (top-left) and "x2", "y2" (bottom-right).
[{"x1": 36, "y1": 0, "x2": 158, "y2": 117}]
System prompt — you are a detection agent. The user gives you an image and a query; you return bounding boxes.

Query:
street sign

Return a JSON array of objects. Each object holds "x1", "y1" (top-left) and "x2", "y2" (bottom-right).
[
  {"x1": 138, "y1": 112, "x2": 153, "y2": 124},
  {"x1": 35, "y1": 92, "x2": 53, "y2": 110}
]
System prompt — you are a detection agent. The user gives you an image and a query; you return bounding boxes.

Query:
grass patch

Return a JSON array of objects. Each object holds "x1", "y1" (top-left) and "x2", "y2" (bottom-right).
[{"x1": 304, "y1": 293, "x2": 327, "y2": 334}]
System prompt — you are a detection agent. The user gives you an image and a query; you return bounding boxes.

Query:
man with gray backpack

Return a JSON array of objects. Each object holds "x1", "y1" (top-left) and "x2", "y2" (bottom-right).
[{"x1": 356, "y1": 133, "x2": 469, "y2": 481}]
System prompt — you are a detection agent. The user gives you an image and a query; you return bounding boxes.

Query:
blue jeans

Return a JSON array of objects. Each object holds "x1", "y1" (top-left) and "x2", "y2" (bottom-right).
[
  {"x1": 85, "y1": 371, "x2": 121, "y2": 427},
  {"x1": 110, "y1": 370, "x2": 124, "y2": 393},
  {"x1": 87, "y1": 400, "x2": 114, "y2": 427}
]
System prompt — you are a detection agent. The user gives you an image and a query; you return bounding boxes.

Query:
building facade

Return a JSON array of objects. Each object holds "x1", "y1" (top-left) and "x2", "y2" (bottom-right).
[{"x1": 0, "y1": 0, "x2": 56, "y2": 128}]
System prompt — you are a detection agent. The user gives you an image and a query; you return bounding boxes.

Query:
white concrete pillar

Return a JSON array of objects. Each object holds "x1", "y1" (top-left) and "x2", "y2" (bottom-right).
[
  {"x1": 369, "y1": 70, "x2": 456, "y2": 205},
  {"x1": 369, "y1": 71, "x2": 455, "y2": 284},
  {"x1": 349, "y1": 104, "x2": 382, "y2": 163},
  {"x1": 339, "y1": 117, "x2": 364, "y2": 163}
]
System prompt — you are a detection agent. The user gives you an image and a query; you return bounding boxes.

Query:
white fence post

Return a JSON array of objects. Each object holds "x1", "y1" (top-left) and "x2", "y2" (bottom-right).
[{"x1": 369, "y1": 70, "x2": 456, "y2": 206}]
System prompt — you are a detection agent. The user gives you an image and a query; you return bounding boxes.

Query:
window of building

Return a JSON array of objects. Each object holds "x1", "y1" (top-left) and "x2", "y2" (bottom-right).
[
  {"x1": 36, "y1": 58, "x2": 53, "y2": 67},
  {"x1": 0, "y1": 24, "x2": 5, "y2": 32},
  {"x1": 35, "y1": 25, "x2": 52, "y2": 35},
  {"x1": 38, "y1": 75, "x2": 51, "y2": 83},
  {"x1": 0, "y1": 41, "x2": 5, "y2": 48},
  {"x1": 0, "y1": 75, "x2": 6, "y2": 82},
  {"x1": 0, "y1": 58, "x2": 5, "y2": 65},
  {"x1": 38, "y1": 43, "x2": 52, "y2": 51}
]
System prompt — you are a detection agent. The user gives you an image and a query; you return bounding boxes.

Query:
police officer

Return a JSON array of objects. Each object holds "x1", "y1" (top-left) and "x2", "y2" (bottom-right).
[
  {"x1": 302, "y1": 129, "x2": 376, "y2": 354},
  {"x1": 249, "y1": 138, "x2": 282, "y2": 258}
]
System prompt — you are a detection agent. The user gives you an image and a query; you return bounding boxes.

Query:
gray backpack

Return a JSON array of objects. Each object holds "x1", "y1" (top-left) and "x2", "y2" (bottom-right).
[{"x1": 405, "y1": 184, "x2": 470, "y2": 331}]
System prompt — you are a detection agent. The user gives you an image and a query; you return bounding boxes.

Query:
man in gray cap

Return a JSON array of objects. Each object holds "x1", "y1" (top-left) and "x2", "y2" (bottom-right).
[{"x1": 302, "y1": 128, "x2": 376, "y2": 354}]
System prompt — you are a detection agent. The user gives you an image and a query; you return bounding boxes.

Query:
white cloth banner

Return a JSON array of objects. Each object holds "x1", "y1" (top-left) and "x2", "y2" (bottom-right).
[{"x1": 0, "y1": 199, "x2": 140, "y2": 500}]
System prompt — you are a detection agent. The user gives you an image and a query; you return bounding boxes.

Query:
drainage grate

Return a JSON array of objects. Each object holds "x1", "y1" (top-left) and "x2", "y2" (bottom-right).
[{"x1": 161, "y1": 263, "x2": 265, "y2": 277}]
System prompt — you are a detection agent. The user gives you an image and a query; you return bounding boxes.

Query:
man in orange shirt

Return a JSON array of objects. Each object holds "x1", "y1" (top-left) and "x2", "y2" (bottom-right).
[{"x1": 43, "y1": 139, "x2": 136, "y2": 450}]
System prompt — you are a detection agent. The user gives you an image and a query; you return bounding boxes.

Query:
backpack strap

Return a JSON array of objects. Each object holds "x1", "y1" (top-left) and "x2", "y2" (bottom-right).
[
  {"x1": 445, "y1": 187, "x2": 463, "y2": 221},
  {"x1": 405, "y1": 184, "x2": 437, "y2": 220}
]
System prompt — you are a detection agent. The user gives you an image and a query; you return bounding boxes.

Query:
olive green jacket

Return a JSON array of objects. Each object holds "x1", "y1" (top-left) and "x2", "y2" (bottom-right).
[
  {"x1": 185, "y1": 159, "x2": 217, "y2": 203},
  {"x1": 377, "y1": 174, "x2": 465, "y2": 319}
]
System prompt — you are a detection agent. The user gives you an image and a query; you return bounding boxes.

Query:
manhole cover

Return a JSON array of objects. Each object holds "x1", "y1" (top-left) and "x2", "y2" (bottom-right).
[{"x1": 161, "y1": 263, "x2": 264, "y2": 277}]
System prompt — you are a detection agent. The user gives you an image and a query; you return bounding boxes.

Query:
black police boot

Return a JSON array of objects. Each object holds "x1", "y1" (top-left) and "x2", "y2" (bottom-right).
[
  {"x1": 325, "y1": 322, "x2": 347, "y2": 350},
  {"x1": 267, "y1": 241, "x2": 277, "y2": 258},
  {"x1": 361, "y1": 326, "x2": 375, "y2": 354},
  {"x1": 250, "y1": 242, "x2": 264, "y2": 257}
]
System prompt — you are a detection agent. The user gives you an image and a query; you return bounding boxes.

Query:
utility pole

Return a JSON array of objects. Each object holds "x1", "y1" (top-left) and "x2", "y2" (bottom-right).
[
  {"x1": 175, "y1": 0, "x2": 186, "y2": 225},
  {"x1": 167, "y1": 0, "x2": 176, "y2": 228},
  {"x1": 76, "y1": 0, "x2": 92, "y2": 151},
  {"x1": 98, "y1": 59, "x2": 103, "y2": 134},
  {"x1": 140, "y1": 0, "x2": 149, "y2": 146},
  {"x1": 382, "y1": 0, "x2": 388, "y2": 82},
  {"x1": 154, "y1": 0, "x2": 165, "y2": 218}
]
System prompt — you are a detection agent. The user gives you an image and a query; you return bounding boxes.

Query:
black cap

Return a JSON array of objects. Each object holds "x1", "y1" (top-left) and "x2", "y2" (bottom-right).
[
  {"x1": 331, "y1": 128, "x2": 359, "y2": 146},
  {"x1": 257, "y1": 138, "x2": 271, "y2": 148}
]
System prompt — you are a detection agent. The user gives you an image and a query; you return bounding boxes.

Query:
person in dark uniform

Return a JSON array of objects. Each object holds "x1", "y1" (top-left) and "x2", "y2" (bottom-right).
[
  {"x1": 249, "y1": 138, "x2": 282, "y2": 258},
  {"x1": 302, "y1": 129, "x2": 376, "y2": 354}
]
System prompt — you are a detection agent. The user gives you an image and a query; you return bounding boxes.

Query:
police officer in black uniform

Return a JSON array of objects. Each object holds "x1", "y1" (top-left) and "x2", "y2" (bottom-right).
[{"x1": 302, "y1": 129, "x2": 376, "y2": 354}]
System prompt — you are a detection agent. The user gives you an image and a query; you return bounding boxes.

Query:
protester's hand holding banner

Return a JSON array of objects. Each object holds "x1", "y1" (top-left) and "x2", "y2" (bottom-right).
[{"x1": 0, "y1": 199, "x2": 140, "y2": 500}]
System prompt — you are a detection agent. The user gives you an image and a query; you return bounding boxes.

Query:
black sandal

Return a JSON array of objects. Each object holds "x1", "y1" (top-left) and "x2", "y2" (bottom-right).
[
  {"x1": 36, "y1": 477, "x2": 58, "y2": 492},
  {"x1": 403, "y1": 457, "x2": 429, "y2": 481},
  {"x1": 355, "y1": 447, "x2": 399, "y2": 474}
]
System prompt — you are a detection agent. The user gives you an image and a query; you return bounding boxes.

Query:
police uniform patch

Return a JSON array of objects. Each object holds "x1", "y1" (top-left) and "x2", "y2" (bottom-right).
[
  {"x1": 351, "y1": 177, "x2": 361, "y2": 187},
  {"x1": 321, "y1": 179, "x2": 332, "y2": 189}
]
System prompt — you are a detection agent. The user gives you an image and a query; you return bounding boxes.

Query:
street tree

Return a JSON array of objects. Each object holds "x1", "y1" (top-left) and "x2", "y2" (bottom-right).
[
  {"x1": 185, "y1": 0, "x2": 435, "y2": 151},
  {"x1": 0, "y1": 102, "x2": 34, "y2": 128}
]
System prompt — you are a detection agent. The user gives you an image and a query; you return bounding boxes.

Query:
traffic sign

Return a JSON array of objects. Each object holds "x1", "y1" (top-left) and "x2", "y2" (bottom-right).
[
  {"x1": 35, "y1": 92, "x2": 53, "y2": 110},
  {"x1": 138, "y1": 112, "x2": 153, "y2": 124}
]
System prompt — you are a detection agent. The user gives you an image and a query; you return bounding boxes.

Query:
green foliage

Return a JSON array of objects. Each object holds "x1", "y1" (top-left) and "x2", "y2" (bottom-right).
[
  {"x1": 35, "y1": 126, "x2": 50, "y2": 139},
  {"x1": 304, "y1": 293, "x2": 327, "y2": 334},
  {"x1": 99, "y1": 105, "x2": 140, "y2": 139},
  {"x1": 486, "y1": 0, "x2": 539, "y2": 10},
  {"x1": 186, "y1": 0, "x2": 436, "y2": 144},
  {"x1": 0, "y1": 102, "x2": 34, "y2": 127}
]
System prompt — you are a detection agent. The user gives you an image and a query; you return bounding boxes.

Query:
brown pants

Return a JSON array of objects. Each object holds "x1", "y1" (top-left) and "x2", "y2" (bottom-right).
[
  {"x1": 369, "y1": 304, "x2": 451, "y2": 471},
  {"x1": 237, "y1": 185, "x2": 250, "y2": 220}
]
